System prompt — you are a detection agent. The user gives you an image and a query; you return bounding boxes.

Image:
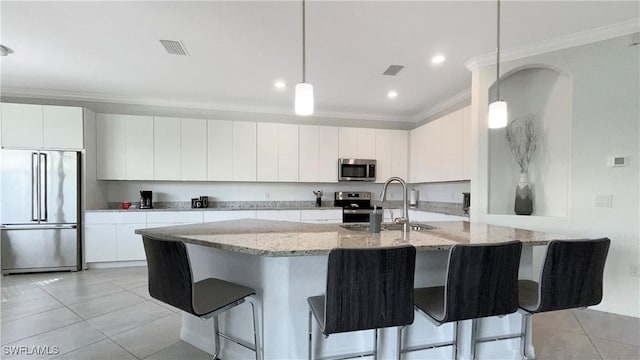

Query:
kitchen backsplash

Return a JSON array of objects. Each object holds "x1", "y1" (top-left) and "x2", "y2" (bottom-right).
[{"x1": 105, "y1": 180, "x2": 470, "y2": 204}]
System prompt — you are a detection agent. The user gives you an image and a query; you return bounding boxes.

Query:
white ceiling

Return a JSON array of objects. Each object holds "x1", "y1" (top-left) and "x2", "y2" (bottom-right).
[{"x1": 1, "y1": 1, "x2": 638, "y2": 122}]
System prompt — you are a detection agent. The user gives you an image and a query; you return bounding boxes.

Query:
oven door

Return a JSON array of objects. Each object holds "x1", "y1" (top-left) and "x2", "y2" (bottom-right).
[{"x1": 342, "y1": 209, "x2": 371, "y2": 223}]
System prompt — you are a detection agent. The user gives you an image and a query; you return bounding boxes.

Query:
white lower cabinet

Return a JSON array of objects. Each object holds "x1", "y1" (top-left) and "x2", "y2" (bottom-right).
[
  {"x1": 203, "y1": 210, "x2": 257, "y2": 222},
  {"x1": 146, "y1": 211, "x2": 203, "y2": 225},
  {"x1": 85, "y1": 224, "x2": 117, "y2": 262},
  {"x1": 300, "y1": 209, "x2": 342, "y2": 224},
  {"x1": 84, "y1": 209, "x2": 345, "y2": 264},
  {"x1": 84, "y1": 212, "x2": 148, "y2": 263},
  {"x1": 116, "y1": 223, "x2": 146, "y2": 261},
  {"x1": 256, "y1": 210, "x2": 301, "y2": 222}
]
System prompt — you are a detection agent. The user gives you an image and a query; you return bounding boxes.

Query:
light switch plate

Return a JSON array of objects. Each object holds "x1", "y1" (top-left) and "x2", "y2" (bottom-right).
[{"x1": 594, "y1": 195, "x2": 613, "y2": 208}]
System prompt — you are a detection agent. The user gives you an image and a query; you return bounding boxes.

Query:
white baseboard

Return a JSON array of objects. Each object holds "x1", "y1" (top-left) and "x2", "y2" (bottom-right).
[{"x1": 86, "y1": 260, "x2": 147, "y2": 269}]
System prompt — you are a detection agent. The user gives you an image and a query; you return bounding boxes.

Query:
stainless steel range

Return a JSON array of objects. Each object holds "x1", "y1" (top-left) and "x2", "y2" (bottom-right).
[{"x1": 334, "y1": 191, "x2": 378, "y2": 223}]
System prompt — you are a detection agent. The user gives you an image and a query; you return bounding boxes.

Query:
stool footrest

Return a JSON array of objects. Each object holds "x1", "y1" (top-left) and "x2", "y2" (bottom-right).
[
  {"x1": 218, "y1": 331, "x2": 257, "y2": 352},
  {"x1": 316, "y1": 350, "x2": 376, "y2": 360},
  {"x1": 400, "y1": 340, "x2": 455, "y2": 354},
  {"x1": 476, "y1": 332, "x2": 524, "y2": 344}
]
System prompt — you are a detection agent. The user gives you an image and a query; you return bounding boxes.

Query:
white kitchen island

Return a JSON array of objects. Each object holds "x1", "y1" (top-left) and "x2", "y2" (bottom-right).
[{"x1": 136, "y1": 220, "x2": 573, "y2": 360}]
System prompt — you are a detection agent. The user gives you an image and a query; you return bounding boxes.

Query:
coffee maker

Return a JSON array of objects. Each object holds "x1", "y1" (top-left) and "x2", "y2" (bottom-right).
[{"x1": 140, "y1": 191, "x2": 153, "y2": 209}]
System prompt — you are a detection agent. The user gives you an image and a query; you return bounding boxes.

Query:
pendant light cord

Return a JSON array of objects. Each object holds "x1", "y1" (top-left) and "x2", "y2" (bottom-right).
[
  {"x1": 496, "y1": 0, "x2": 501, "y2": 101},
  {"x1": 302, "y1": 0, "x2": 306, "y2": 83}
]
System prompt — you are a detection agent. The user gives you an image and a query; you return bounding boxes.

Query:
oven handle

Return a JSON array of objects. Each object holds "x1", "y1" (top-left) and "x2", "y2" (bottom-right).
[{"x1": 343, "y1": 209, "x2": 372, "y2": 214}]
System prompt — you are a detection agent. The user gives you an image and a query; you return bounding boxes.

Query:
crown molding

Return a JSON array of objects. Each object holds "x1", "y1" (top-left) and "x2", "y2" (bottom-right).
[
  {"x1": 465, "y1": 18, "x2": 640, "y2": 71},
  {"x1": 412, "y1": 88, "x2": 471, "y2": 122},
  {"x1": 0, "y1": 87, "x2": 415, "y2": 123}
]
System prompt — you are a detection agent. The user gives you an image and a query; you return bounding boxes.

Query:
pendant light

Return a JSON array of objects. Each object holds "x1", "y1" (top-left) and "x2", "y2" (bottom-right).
[
  {"x1": 488, "y1": 0, "x2": 507, "y2": 129},
  {"x1": 295, "y1": 0, "x2": 314, "y2": 116}
]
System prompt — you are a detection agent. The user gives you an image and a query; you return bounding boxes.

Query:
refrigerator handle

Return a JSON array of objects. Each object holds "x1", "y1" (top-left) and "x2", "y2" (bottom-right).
[
  {"x1": 31, "y1": 152, "x2": 39, "y2": 222},
  {"x1": 40, "y1": 152, "x2": 48, "y2": 222}
]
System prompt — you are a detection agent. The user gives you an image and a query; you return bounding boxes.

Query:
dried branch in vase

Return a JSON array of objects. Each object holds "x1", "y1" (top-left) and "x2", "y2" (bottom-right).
[{"x1": 505, "y1": 114, "x2": 538, "y2": 173}]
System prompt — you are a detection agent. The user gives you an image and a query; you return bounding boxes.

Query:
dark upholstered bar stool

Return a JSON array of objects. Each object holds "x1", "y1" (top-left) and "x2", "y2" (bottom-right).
[
  {"x1": 142, "y1": 235, "x2": 261, "y2": 360},
  {"x1": 307, "y1": 246, "x2": 416, "y2": 360},
  {"x1": 399, "y1": 241, "x2": 522, "y2": 360},
  {"x1": 517, "y1": 238, "x2": 610, "y2": 359}
]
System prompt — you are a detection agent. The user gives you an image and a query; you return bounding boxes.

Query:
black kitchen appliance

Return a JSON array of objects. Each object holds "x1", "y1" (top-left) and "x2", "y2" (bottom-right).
[
  {"x1": 140, "y1": 190, "x2": 153, "y2": 209},
  {"x1": 334, "y1": 191, "x2": 379, "y2": 223}
]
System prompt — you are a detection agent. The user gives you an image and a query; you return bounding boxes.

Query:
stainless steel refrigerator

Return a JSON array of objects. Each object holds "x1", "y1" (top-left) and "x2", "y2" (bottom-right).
[{"x1": 1, "y1": 150, "x2": 81, "y2": 274}]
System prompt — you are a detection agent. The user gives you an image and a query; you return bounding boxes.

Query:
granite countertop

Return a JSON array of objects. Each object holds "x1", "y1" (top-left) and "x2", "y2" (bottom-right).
[
  {"x1": 88, "y1": 200, "x2": 468, "y2": 217},
  {"x1": 135, "y1": 219, "x2": 572, "y2": 257}
]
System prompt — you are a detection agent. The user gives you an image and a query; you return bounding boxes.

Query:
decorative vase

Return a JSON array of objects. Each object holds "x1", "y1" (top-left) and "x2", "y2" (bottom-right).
[{"x1": 514, "y1": 172, "x2": 533, "y2": 215}]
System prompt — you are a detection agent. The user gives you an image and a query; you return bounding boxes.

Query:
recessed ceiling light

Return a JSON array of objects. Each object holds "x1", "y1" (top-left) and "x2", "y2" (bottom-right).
[
  {"x1": 387, "y1": 90, "x2": 398, "y2": 99},
  {"x1": 274, "y1": 81, "x2": 286, "y2": 89},
  {"x1": 431, "y1": 54, "x2": 446, "y2": 64}
]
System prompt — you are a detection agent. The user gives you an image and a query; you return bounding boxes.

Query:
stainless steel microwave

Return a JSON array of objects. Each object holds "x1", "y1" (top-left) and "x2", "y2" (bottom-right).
[{"x1": 338, "y1": 159, "x2": 376, "y2": 181}]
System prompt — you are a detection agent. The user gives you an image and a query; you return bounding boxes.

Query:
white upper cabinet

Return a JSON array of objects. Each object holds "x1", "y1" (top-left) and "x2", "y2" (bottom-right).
[
  {"x1": 462, "y1": 106, "x2": 472, "y2": 180},
  {"x1": 97, "y1": 113, "x2": 127, "y2": 179},
  {"x1": 233, "y1": 121, "x2": 257, "y2": 181},
  {"x1": 299, "y1": 125, "x2": 338, "y2": 183},
  {"x1": 338, "y1": 127, "x2": 358, "y2": 158},
  {"x1": 181, "y1": 119, "x2": 207, "y2": 181},
  {"x1": 97, "y1": 114, "x2": 153, "y2": 180},
  {"x1": 43, "y1": 106, "x2": 84, "y2": 149},
  {"x1": 338, "y1": 127, "x2": 375, "y2": 159},
  {"x1": 409, "y1": 106, "x2": 471, "y2": 183},
  {"x1": 207, "y1": 120, "x2": 233, "y2": 181},
  {"x1": 125, "y1": 116, "x2": 154, "y2": 180},
  {"x1": 356, "y1": 128, "x2": 376, "y2": 159},
  {"x1": 423, "y1": 119, "x2": 443, "y2": 182},
  {"x1": 278, "y1": 124, "x2": 299, "y2": 182},
  {"x1": 257, "y1": 123, "x2": 299, "y2": 182},
  {"x1": 257, "y1": 123, "x2": 279, "y2": 181},
  {"x1": 153, "y1": 117, "x2": 181, "y2": 180},
  {"x1": 1, "y1": 103, "x2": 83, "y2": 149},
  {"x1": 441, "y1": 109, "x2": 465, "y2": 181},
  {"x1": 375, "y1": 129, "x2": 408, "y2": 183}
]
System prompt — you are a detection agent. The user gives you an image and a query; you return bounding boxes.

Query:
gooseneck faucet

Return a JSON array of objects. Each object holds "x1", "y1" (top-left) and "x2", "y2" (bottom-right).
[{"x1": 380, "y1": 177, "x2": 410, "y2": 234}]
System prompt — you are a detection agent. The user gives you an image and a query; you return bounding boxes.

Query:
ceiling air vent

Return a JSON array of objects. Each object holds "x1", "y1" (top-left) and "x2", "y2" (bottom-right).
[
  {"x1": 159, "y1": 40, "x2": 189, "y2": 56},
  {"x1": 383, "y1": 65, "x2": 404, "y2": 76}
]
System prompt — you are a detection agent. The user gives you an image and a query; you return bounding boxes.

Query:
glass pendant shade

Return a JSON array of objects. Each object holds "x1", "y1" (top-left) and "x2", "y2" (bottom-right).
[
  {"x1": 488, "y1": 100, "x2": 508, "y2": 129},
  {"x1": 295, "y1": 82, "x2": 314, "y2": 116}
]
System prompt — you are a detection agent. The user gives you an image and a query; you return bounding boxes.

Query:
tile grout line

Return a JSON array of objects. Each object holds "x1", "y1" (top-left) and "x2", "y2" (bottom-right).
[
  {"x1": 104, "y1": 311, "x2": 177, "y2": 339},
  {"x1": 104, "y1": 312, "x2": 180, "y2": 360},
  {"x1": 572, "y1": 310, "x2": 605, "y2": 360}
]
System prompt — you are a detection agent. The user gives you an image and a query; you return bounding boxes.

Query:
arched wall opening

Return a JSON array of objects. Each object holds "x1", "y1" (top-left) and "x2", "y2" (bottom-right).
[{"x1": 488, "y1": 66, "x2": 572, "y2": 217}]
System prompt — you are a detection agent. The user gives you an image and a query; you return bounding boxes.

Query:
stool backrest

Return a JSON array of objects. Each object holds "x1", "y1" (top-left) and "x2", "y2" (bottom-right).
[
  {"x1": 535, "y1": 238, "x2": 610, "y2": 312},
  {"x1": 142, "y1": 235, "x2": 195, "y2": 314},
  {"x1": 324, "y1": 246, "x2": 416, "y2": 335},
  {"x1": 443, "y1": 241, "x2": 522, "y2": 323}
]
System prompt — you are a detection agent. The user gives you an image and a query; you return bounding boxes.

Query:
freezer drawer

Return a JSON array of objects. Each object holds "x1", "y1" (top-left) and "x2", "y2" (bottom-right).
[{"x1": 1, "y1": 226, "x2": 79, "y2": 273}]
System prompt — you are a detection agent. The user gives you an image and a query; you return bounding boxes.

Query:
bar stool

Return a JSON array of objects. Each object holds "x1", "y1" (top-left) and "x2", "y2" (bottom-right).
[
  {"x1": 142, "y1": 235, "x2": 261, "y2": 360},
  {"x1": 518, "y1": 238, "x2": 610, "y2": 359},
  {"x1": 398, "y1": 241, "x2": 522, "y2": 360},
  {"x1": 307, "y1": 245, "x2": 416, "y2": 360}
]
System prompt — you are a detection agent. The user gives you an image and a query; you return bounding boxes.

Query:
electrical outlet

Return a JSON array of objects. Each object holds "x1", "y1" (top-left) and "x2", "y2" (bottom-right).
[
  {"x1": 594, "y1": 195, "x2": 613, "y2": 208},
  {"x1": 630, "y1": 264, "x2": 640, "y2": 277},
  {"x1": 264, "y1": 192, "x2": 270, "y2": 200}
]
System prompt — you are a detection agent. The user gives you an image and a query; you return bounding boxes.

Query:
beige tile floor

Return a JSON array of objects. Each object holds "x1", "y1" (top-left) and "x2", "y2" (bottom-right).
[{"x1": 1, "y1": 266, "x2": 638, "y2": 359}]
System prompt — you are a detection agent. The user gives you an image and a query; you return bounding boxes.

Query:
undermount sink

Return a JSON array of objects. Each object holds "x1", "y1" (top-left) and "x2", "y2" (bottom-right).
[{"x1": 340, "y1": 223, "x2": 437, "y2": 232}]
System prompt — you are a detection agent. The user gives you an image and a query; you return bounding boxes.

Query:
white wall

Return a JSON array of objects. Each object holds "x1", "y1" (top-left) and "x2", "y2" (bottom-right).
[{"x1": 471, "y1": 35, "x2": 640, "y2": 317}]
